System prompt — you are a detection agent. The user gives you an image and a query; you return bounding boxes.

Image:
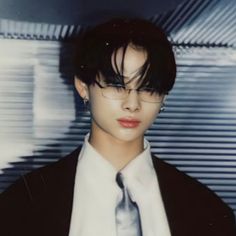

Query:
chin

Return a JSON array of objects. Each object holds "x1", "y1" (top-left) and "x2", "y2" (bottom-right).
[{"x1": 114, "y1": 129, "x2": 144, "y2": 143}]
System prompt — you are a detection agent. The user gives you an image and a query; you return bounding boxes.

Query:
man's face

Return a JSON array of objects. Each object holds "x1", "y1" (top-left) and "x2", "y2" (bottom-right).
[{"x1": 76, "y1": 44, "x2": 164, "y2": 144}]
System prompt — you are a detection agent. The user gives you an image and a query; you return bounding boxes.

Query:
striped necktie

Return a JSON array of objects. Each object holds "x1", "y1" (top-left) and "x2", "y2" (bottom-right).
[{"x1": 115, "y1": 172, "x2": 143, "y2": 236}]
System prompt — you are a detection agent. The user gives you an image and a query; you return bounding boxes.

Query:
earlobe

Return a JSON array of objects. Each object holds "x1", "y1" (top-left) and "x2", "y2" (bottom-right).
[
  {"x1": 74, "y1": 76, "x2": 89, "y2": 99},
  {"x1": 160, "y1": 95, "x2": 167, "y2": 112}
]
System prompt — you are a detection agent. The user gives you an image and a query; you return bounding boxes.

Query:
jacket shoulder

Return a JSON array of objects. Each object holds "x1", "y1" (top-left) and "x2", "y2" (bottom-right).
[
  {"x1": 0, "y1": 147, "x2": 81, "y2": 235},
  {"x1": 152, "y1": 155, "x2": 236, "y2": 235},
  {"x1": 0, "y1": 146, "x2": 80, "y2": 200}
]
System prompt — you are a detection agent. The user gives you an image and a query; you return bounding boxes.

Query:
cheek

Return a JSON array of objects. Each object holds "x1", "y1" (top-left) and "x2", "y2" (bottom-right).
[
  {"x1": 141, "y1": 106, "x2": 161, "y2": 127},
  {"x1": 89, "y1": 95, "x2": 118, "y2": 120}
]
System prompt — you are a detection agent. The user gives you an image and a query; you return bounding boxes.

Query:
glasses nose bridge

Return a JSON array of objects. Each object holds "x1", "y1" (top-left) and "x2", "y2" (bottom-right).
[
  {"x1": 126, "y1": 87, "x2": 139, "y2": 95},
  {"x1": 124, "y1": 87, "x2": 141, "y2": 102},
  {"x1": 122, "y1": 87, "x2": 141, "y2": 111}
]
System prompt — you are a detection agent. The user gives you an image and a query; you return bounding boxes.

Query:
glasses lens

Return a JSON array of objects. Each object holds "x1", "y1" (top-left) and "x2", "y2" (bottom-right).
[
  {"x1": 101, "y1": 85, "x2": 163, "y2": 103},
  {"x1": 139, "y1": 89, "x2": 163, "y2": 103},
  {"x1": 102, "y1": 86, "x2": 126, "y2": 99}
]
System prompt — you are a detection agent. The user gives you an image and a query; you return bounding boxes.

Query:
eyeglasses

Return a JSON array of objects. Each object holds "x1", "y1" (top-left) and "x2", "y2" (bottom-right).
[{"x1": 94, "y1": 80, "x2": 164, "y2": 103}]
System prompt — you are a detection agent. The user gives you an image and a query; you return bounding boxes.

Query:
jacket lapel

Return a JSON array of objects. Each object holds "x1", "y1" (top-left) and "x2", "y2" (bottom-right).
[
  {"x1": 151, "y1": 155, "x2": 186, "y2": 236},
  {"x1": 37, "y1": 147, "x2": 81, "y2": 236}
]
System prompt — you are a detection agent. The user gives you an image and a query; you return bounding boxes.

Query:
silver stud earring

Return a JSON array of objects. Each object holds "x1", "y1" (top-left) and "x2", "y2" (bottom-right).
[
  {"x1": 83, "y1": 97, "x2": 88, "y2": 106},
  {"x1": 82, "y1": 97, "x2": 90, "y2": 111},
  {"x1": 160, "y1": 103, "x2": 165, "y2": 112}
]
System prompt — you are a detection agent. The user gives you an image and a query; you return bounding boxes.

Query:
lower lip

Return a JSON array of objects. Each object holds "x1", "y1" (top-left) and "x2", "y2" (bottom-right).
[{"x1": 117, "y1": 120, "x2": 140, "y2": 128}]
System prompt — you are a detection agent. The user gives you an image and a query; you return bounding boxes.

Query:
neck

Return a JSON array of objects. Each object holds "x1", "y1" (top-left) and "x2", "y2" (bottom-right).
[{"x1": 88, "y1": 125, "x2": 144, "y2": 170}]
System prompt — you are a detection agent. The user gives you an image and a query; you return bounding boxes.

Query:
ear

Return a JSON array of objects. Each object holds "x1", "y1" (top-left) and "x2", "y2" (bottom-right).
[{"x1": 74, "y1": 76, "x2": 89, "y2": 99}]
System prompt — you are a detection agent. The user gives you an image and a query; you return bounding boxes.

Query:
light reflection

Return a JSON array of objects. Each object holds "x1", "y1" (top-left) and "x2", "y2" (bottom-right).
[{"x1": 0, "y1": 39, "x2": 75, "y2": 173}]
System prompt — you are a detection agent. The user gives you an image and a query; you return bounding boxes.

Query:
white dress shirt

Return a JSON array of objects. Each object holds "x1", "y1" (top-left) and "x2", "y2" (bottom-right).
[{"x1": 69, "y1": 134, "x2": 171, "y2": 236}]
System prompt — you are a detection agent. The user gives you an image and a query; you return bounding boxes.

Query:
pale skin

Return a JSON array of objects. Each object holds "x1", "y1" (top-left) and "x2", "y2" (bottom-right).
[{"x1": 75, "y1": 44, "x2": 164, "y2": 170}]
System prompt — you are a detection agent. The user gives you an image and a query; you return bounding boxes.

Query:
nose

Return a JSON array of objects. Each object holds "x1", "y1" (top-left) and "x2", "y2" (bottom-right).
[{"x1": 122, "y1": 90, "x2": 141, "y2": 112}]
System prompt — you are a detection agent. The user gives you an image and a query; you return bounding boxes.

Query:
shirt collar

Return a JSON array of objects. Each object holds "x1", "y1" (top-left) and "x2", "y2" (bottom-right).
[
  {"x1": 78, "y1": 133, "x2": 117, "y2": 185},
  {"x1": 120, "y1": 139, "x2": 154, "y2": 188},
  {"x1": 79, "y1": 133, "x2": 154, "y2": 188}
]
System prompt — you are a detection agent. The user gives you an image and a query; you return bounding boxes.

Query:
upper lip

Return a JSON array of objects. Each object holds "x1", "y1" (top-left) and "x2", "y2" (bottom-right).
[{"x1": 117, "y1": 117, "x2": 141, "y2": 122}]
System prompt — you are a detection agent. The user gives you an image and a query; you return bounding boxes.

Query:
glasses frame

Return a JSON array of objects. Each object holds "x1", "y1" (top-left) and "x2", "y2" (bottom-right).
[{"x1": 94, "y1": 80, "x2": 164, "y2": 103}]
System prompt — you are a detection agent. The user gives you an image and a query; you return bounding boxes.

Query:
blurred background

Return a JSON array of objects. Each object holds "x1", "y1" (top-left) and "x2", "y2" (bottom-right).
[{"x1": 0, "y1": 0, "x2": 236, "y2": 217}]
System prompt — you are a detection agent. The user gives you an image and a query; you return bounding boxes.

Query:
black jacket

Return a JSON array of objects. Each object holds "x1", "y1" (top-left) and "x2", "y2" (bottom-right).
[{"x1": 0, "y1": 147, "x2": 235, "y2": 236}]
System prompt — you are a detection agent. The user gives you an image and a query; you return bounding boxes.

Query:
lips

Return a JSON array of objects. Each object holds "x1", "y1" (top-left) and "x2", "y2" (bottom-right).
[{"x1": 117, "y1": 118, "x2": 141, "y2": 128}]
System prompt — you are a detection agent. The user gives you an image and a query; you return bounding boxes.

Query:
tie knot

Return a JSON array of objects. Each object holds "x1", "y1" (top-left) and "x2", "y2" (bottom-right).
[{"x1": 116, "y1": 172, "x2": 124, "y2": 189}]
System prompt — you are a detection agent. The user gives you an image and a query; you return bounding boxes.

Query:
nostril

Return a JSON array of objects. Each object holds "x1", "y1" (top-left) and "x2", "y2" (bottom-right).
[{"x1": 122, "y1": 91, "x2": 141, "y2": 112}]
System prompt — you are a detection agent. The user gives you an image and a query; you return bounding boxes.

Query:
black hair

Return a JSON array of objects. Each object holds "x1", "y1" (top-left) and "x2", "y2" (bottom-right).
[{"x1": 74, "y1": 18, "x2": 176, "y2": 94}]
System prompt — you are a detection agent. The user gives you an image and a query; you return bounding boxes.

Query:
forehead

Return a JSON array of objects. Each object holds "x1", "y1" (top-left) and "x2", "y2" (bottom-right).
[{"x1": 111, "y1": 44, "x2": 148, "y2": 79}]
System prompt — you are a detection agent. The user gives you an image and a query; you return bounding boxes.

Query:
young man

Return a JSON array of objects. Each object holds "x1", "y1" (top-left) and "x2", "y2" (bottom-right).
[{"x1": 0, "y1": 18, "x2": 235, "y2": 236}]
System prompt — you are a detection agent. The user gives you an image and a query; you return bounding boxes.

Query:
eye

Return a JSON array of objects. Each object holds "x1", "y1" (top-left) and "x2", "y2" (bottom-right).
[{"x1": 107, "y1": 84, "x2": 125, "y2": 89}]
